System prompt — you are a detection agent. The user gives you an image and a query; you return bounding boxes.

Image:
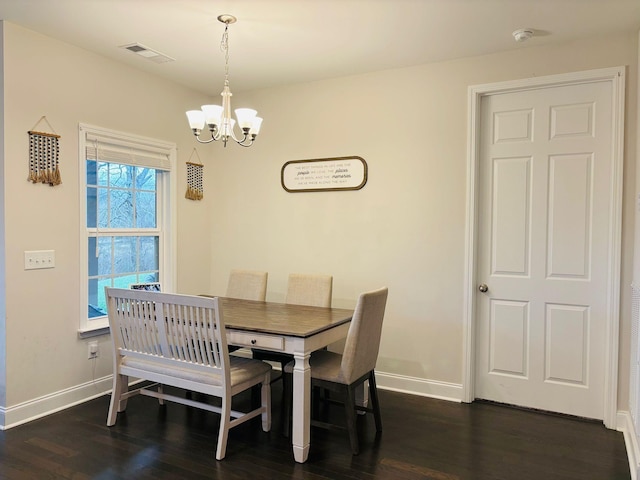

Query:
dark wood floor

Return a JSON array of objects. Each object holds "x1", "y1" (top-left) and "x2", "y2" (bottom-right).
[{"x1": 0, "y1": 381, "x2": 630, "y2": 479}]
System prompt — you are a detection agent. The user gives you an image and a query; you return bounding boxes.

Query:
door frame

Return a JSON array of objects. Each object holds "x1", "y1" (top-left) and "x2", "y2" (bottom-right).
[{"x1": 462, "y1": 67, "x2": 626, "y2": 428}]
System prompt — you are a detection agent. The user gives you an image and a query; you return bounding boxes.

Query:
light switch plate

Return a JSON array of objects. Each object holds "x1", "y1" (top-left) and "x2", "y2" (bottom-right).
[{"x1": 24, "y1": 250, "x2": 55, "y2": 270}]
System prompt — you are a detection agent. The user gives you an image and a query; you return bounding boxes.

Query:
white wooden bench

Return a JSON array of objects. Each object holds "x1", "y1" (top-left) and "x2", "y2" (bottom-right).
[{"x1": 105, "y1": 287, "x2": 272, "y2": 460}]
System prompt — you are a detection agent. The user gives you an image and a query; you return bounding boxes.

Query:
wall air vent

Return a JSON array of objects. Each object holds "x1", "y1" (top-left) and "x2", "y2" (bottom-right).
[{"x1": 120, "y1": 43, "x2": 175, "y2": 64}]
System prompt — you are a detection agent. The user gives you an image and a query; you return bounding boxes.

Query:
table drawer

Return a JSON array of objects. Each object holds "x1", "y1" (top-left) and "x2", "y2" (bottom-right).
[{"x1": 228, "y1": 331, "x2": 285, "y2": 351}]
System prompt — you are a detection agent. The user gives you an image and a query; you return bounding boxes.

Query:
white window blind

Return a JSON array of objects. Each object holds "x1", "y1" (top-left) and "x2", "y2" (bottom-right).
[{"x1": 85, "y1": 131, "x2": 172, "y2": 171}]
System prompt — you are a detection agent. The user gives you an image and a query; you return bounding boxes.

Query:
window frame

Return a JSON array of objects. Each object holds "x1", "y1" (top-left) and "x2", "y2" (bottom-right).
[{"x1": 78, "y1": 123, "x2": 177, "y2": 336}]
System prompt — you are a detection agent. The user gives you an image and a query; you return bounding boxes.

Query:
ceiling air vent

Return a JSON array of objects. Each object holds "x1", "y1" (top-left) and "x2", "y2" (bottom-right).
[{"x1": 120, "y1": 43, "x2": 175, "y2": 64}]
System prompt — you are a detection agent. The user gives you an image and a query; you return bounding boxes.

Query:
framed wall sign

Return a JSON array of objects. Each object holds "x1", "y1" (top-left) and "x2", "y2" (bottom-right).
[{"x1": 281, "y1": 156, "x2": 367, "y2": 193}]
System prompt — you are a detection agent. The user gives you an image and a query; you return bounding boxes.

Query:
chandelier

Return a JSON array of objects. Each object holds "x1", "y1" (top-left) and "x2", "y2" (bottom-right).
[{"x1": 186, "y1": 15, "x2": 263, "y2": 148}]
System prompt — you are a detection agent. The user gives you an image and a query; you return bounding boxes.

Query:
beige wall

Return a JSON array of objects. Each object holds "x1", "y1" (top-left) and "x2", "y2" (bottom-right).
[
  {"x1": 206, "y1": 32, "x2": 638, "y2": 403},
  {"x1": 0, "y1": 20, "x2": 637, "y2": 422},
  {"x1": 1, "y1": 22, "x2": 212, "y2": 411}
]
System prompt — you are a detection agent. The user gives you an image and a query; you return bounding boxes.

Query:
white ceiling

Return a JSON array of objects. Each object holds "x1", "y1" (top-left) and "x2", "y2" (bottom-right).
[{"x1": 0, "y1": 0, "x2": 638, "y2": 95}]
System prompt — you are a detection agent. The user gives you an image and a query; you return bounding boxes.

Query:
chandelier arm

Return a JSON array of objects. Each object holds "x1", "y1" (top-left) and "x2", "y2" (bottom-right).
[
  {"x1": 235, "y1": 134, "x2": 255, "y2": 147},
  {"x1": 227, "y1": 128, "x2": 240, "y2": 143},
  {"x1": 194, "y1": 135, "x2": 217, "y2": 144},
  {"x1": 227, "y1": 128, "x2": 250, "y2": 144},
  {"x1": 193, "y1": 126, "x2": 222, "y2": 143}
]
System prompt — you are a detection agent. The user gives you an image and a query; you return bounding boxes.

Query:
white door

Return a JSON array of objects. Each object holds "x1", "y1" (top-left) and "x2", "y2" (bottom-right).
[{"x1": 475, "y1": 77, "x2": 618, "y2": 419}]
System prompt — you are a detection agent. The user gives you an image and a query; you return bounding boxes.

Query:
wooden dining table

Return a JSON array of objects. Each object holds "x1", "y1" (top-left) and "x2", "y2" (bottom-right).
[{"x1": 217, "y1": 297, "x2": 354, "y2": 463}]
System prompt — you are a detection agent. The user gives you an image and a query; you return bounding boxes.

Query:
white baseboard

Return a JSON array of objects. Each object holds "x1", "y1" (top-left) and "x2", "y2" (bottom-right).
[
  {"x1": 0, "y1": 375, "x2": 113, "y2": 430},
  {"x1": 617, "y1": 410, "x2": 639, "y2": 480},
  {"x1": 232, "y1": 350, "x2": 465, "y2": 402},
  {"x1": 375, "y1": 371, "x2": 463, "y2": 402},
  {"x1": 0, "y1": 368, "x2": 464, "y2": 430}
]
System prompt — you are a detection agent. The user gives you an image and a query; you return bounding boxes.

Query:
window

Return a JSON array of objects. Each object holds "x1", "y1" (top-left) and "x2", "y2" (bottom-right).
[{"x1": 79, "y1": 124, "x2": 176, "y2": 334}]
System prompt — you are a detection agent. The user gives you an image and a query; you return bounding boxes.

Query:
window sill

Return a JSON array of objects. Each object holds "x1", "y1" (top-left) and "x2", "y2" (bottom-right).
[{"x1": 77, "y1": 326, "x2": 110, "y2": 339}]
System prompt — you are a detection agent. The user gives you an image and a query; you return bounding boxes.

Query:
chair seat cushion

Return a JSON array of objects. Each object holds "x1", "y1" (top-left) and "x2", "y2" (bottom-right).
[
  {"x1": 122, "y1": 355, "x2": 271, "y2": 387},
  {"x1": 284, "y1": 350, "x2": 348, "y2": 384}
]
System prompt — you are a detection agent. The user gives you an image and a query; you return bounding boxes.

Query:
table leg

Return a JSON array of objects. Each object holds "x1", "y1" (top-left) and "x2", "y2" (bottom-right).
[{"x1": 292, "y1": 352, "x2": 311, "y2": 463}]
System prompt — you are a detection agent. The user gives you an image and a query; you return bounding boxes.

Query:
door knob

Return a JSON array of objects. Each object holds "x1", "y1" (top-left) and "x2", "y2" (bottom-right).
[{"x1": 478, "y1": 283, "x2": 488, "y2": 293}]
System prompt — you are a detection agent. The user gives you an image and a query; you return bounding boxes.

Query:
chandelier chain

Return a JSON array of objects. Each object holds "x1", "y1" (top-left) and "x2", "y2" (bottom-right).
[{"x1": 221, "y1": 23, "x2": 230, "y2": 86}]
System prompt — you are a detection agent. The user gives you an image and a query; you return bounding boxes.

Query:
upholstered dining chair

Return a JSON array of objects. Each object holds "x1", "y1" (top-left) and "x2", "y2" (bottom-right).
[
  {"x1": 226, "y1": 269, "x2": 268, "y2": 301},
  {"x1": 224, "y1": 269, "x2": 268, "y2": 354},
  {"x1": 283, "y1": 287, "x2": 388, "y2": 454},
  {"x1": 285, "y1": 273, "x2": 333, "y2": 308},
  {"x1": 252, "y1": 273, "x2": 333, "y2": 381}
]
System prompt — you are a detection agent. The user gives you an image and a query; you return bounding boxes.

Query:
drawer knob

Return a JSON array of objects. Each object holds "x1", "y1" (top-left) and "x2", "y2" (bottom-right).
[{"x1": 251, "y1": 339, "x2": 257, "y2": 345}]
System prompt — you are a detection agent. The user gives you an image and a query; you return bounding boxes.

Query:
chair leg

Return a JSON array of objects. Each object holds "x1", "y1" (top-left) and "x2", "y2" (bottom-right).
[
  {"x1": 261, "y1": 372, "x2": 272, "y2": 432},
  {"x1": 312, "y1": 385, "x2": 321, "y2": 420},
  {"x1": 344, "y1": 384, "x2": 360, "y2": 455},
  {"x1": 368, "y1": 371, "x2": 382, "y2": 432}
]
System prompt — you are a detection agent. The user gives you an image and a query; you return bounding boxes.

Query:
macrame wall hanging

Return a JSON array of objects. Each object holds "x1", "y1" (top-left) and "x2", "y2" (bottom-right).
[
  {"x1": 28, "y1": 116, "x2": 62, "y2": 186},
  {"x1": 185, "y1": 149, "x2": 204, "y2": 201}
]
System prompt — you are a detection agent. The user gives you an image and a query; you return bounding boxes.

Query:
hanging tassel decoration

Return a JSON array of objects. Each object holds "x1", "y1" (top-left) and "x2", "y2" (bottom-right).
[
  {"x1": 185, "y1": 149, "x2": 204, "y2": 200},
  {"x1": 28, "y1": 132, "x2": 38, "y2": 183},
  {"x1": 27, "y1": 116, "x2": 62, "y2": 186}
]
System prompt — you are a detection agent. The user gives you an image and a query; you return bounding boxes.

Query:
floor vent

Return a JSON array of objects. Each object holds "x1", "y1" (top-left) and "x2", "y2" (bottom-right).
[{"x1": 120, "y1": 43, "x2": 175, "y2": 64}]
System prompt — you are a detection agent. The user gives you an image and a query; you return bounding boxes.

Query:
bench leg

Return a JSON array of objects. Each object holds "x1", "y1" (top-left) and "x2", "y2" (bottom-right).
[
  {"x1": 118, "y1": 374, "x2": 129, "y2": 413},
  {"x1": 216, "y1": 392, "x2": 232, "y2": 460},
  {"x1": 107, "y1": 373, "x2": 127, "y2": 426},
  {"x1": 157, "y1": 384, "x2": 165, "y2": 405}
]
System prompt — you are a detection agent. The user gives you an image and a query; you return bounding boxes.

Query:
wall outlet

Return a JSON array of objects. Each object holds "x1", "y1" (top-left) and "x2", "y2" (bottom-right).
[{"x1": 88, "y1": 341, "x2": 99, "y2": 359}]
